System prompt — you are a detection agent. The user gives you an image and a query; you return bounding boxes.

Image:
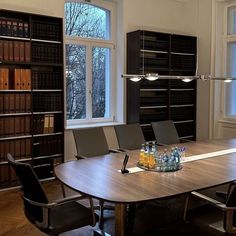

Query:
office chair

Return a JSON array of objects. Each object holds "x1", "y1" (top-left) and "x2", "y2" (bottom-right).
[
  {"x1": 151, "y1": 120, "x2": 187, "y2": 145},
  {"x1": 7, "y1": 153, "x2": 98, "y2": 236},
  {"x1": 184, "y1": 181, "x2": 236, "y2": 235},
  {"x1": 73, "y1": 127, "x2": 119, "y2": 159},
  {"x1": 114, "y1": 123, "x2": 146, "y2": 150},
  {"x1": 73, "y1": 127, "x2": 119, "y2": 229}
]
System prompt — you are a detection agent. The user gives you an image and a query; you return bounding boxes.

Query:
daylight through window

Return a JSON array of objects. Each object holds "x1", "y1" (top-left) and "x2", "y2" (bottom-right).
[{"x1": 65, "y1": 1, "x2": 115, "y2": 124}]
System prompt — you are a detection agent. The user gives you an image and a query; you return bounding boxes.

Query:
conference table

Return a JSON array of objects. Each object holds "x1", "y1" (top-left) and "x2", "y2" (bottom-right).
[{"x1": 55, "y1": 139, "x2": 236, "y2": 236}]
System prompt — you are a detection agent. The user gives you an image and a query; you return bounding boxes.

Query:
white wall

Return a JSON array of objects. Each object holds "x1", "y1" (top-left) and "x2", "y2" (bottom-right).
[
  {"x1": 196, "y1": 0, "x2": 213, "y2": 141},
  {"x1": 0, "y1": 0, "x2": 64, "y2": 17},
  {"x1": 123, "y1": 0, "x2": 198, "y2": 36}
]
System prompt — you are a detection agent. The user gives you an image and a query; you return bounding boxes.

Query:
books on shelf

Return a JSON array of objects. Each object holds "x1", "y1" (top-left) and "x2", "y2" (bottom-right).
[
  {"x1": 0, "y1": 138, "x2": 31, "y2": 162},
  {"x1": 0, "y1": 93, "x2": 31, "y2": 114},
  {"x1": 0, "y1": 68, "x2": 9, "y2": 90},
  {"x1": 14, "y1": 68, "x2": 31, "y2": 90},
  {"x1": 33, "y1": 93, "x2": 62, "y2": 112},
  {"x1": 0, "y1": 40, "x2": 31, "y2": 63},
  {"x1": 0, "y1": 10, "x2": 64, "y2": 188},
  {"x1": 32, "y1": 70, "x2": 61, "y2": 89},
  {"x1": 33, "y1": 114, "x2": 55, "y2": 134},
  {"x1": 0, "y1": 18, "x2": 29, "y2": 38},
  {"x1": 0, "y1": 115, "x2": 31, "y2": 138},
  {"x1": 33, "y1": 135, "x2": 63, "y2": 157}
]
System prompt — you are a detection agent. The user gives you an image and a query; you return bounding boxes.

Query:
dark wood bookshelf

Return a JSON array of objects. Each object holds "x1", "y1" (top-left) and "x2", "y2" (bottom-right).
[
  {"x1": 0, "y1": 9, "x2": 64, "y2": 189},
  {"x1": 126, "y1": 30, "x2": 197, "y2": 141}
]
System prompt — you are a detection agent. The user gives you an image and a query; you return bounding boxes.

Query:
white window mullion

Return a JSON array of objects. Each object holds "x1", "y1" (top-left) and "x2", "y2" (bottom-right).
[
  {"x1": 65, "y1": 0, "x2": 117, "y2": 126},
  {"x1": 87, "y1": 44, "x2": 93, "y2": 120}
]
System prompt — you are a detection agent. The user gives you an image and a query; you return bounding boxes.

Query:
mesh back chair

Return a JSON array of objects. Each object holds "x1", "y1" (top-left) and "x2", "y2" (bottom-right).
[
  {"x1": 151, "y1": 120, "x2": 180, "y2": 145},
  {"x1": 7, "y1": 153, "x2": 97, "y2": 236},
  {"x1": 73, "y1": 127, "x2": 118, "y2": 229},
  {"x1": 184, "y1": 182, "x2": 236, "y2": 235},
  {"x1": 114, "y1": 123, "x2": 145, "y2": 150}
]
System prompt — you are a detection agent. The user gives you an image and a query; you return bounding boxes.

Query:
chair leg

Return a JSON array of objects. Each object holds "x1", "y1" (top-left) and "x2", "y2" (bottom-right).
[
  {"x1": 99, "y1": 200, "x2": 104, "y2": 230},
  {"x1": 61, "y1": 183, "x2": 66, "y2": 197},
  {"x1": 183, "y1": 193, "x2": 190, "y2": 223}
]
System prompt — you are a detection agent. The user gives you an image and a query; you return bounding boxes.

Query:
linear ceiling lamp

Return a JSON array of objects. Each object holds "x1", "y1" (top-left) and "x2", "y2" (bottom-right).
[{"x1": 121, "y1": 74, "x2": 236, "y2": 83}]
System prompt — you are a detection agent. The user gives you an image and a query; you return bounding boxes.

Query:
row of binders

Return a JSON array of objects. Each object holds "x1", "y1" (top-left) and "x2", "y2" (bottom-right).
[
  {"x1": 0, "y1": 163, "x2": 18, "y2": 185},
  {"x1": 0, "y1": 138, "x2": 31, "y2": 162},
  {"x1": 0, "y1": 116, "x2": 31, "y2": 138},
  {"x1": 0, "y1": 17, "x2": 29, "y2": 38},
  {"x1": 0, "y1": 40, "x2": 31, "y2": 62},
  {"x1": 0, "y1": 93, "x2": 31, "y2": 114},
  {"x1": 32, "y1": 20, "x2": 60, "y2": 41},
  {"x1": 33, "y1": 114, "x2": 55, "y2": 134},
  {"x1": 33, "y1": 135, "x2": 63, "y2": 157},
  {"x1": 32, "y1": 71, "x2": 61, "y2": 89},
  {"x1": 32, "y1": 42, "x2": 61, "y2": 63},
  {"x1": 33, "y1": 93, "x2": 62, "y2": 112},
  {"x1": 0, "y1": 68, "x2": 31, "y2": 90}
]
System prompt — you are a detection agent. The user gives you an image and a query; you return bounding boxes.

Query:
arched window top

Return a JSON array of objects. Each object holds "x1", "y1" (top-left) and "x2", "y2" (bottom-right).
[{"x1": 65, "y1": 1, "x2": 111, "y2": 40}]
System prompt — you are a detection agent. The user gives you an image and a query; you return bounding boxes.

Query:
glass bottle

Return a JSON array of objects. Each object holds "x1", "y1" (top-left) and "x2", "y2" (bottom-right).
[
  {"x1": 149, "y1": 142, "x2": 156, "y2": 169},
  {"x1": 139, "y1": 144, "x2": 145, "y2": 166},
  {"x1": 144, "y1": 142, "x2": 150, "y2": 167}
]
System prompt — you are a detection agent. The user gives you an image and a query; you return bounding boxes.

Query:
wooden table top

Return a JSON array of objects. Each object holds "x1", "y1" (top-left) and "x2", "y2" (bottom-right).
[{"x1": 55, "y1": 139, "x2": 236, "y2": 204}]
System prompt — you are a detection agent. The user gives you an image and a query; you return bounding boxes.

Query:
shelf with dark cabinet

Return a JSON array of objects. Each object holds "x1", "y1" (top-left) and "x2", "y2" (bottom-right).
[
  {"x1": 127, "y1": 30, "x2": 197, "y2": 141},
  {"x1": 0, "y1": 9, "x2": 64, "y2": 189}
]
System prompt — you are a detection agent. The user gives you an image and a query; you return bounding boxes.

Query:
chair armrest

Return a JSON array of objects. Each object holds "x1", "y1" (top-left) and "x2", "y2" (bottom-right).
[
  {"x1": 54, "y1": 194, "x2": 90, "y2": 205},
  {"x1": 109, "y1": 148, "x2": 126, "y2": 153},
  {"x1": 24, "y1": 194, "x2": 92, "y2": 208},
  {"x1": 24, "y1": 194, "x2": 97, "y2": 228},
  {"x1": 156, "y1": 142, "x2": 168, "y2": 147},
  {"x1": 191, "y1": 191, "x2": 232, "y2": 210},
  {"x1": 75, "y1": 154, "x2": 85, "y2": 160},
  {"x1": 179, "y1": 138, "x2": 194, "y2": 143},
  {"x1": 109, "y1": 148, "x2": 123, "y2": 153}
]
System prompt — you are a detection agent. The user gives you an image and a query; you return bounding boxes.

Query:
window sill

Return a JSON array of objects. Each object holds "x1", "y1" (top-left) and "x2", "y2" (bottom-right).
[
  {"x1": 218, "y1": 119, "x2": 236, "y2": 125},
  {"x1": 65, "y1": 121, "x2": 125, "y2": 130}
]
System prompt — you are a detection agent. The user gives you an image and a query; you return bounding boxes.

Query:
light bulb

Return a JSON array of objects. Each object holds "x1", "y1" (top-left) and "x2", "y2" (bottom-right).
[
  {"x1": 182, "y1": 77, "x2": 193, "y2": 83},
  {"x1": 145, "y1": 73, "x2": 158, "y2": 81},
  {"x1": 130, "y1": 77, "x2": 142, "y2": 82},
  {"x1": 224, "y1": 78, "x2": 232, "y2": 83}
]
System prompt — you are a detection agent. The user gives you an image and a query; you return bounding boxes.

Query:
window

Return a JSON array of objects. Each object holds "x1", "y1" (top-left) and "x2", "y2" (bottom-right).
[
  {"x1": 224, "y1": 4, "x2": 236, "y2": 118},
  {"x1": 65, "y1": 0, "x2": 116, "y2": 126}
]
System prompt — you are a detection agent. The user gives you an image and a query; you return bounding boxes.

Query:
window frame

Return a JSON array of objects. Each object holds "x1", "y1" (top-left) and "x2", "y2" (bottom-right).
[
  {"x1": 64, "y1": 0, "x2": 117, "y2": 127},
  {"x1": 220, "y1": 1, "x2": 236, "y2": 121}
]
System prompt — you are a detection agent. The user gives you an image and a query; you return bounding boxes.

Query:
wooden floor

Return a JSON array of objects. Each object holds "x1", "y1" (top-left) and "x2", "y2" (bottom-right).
[
  {"x1": 0, "y1": 180, "x2": 107, "y2": 236},
  {"x1": 0, "y1": 179, "x2": 206, "y2": 236}
]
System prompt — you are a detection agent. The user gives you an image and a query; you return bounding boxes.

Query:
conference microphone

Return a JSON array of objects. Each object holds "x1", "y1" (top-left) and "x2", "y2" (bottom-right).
[{"x1": 121, "y1": 153, "x2": 129, "y2": 174}]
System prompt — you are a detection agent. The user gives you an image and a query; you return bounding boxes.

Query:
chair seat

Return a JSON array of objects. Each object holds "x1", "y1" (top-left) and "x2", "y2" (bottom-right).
[
  {"x1": 188, "y1": 204, "x2": 228, "y2": 236},
  {"x1": 46, "y1": 202, "x2": 99, "y2": 235}
]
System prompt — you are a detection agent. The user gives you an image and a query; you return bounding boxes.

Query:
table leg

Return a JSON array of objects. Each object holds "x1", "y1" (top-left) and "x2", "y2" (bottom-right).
[{"x1": 115, "y1": 203, "x2": 126, "y2": 236}]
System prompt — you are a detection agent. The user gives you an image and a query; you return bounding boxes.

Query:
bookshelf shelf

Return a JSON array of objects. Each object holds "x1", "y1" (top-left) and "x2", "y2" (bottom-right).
[
  {"x1": 0, "y1": 36, "x2": 30, "y2": 41},
  {"x1": 127, "y1": 30, "x2": 197, "y2": 141},
  {"x1": 30, "y1": 62, "x2": 63, "y2": 67},
  {"x1": 0, "y1": 112, "x2": 32, "y2": 116},
  {"x1": 33, "y1": 111, "x2": 63, "y2": 115},
  {"x1": 0, "y1": 9, "x2": 64, "y2": 189},
  {"x1": 33, "y1": 132, "x2": 63, "y2": 137},
  {"x1": 0, "y1": 135, "x2": 32, "y2": 141},
  {"x1": 31, "y1": 39, "x2": 62, "y2": 44},
  {"x1": 33, "y1": 89, "x2": 63, "y2": 92}
]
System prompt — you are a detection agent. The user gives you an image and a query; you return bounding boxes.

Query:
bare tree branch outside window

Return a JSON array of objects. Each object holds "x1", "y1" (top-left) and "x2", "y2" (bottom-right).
[{"x1": 65, "y1": 2, "x2": 110, "y2": 120}]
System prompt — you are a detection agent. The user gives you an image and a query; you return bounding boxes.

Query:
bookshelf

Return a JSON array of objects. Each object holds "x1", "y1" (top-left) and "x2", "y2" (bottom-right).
[
  {"x1": 127, "y1": 30, "x2": 197, "y2": 141},
  {"x1": 0, "y1": 9, "x2": 64, "y2": 189}
]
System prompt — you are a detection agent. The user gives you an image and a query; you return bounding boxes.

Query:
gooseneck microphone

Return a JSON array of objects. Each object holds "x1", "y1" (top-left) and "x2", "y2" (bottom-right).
[{"x1": 121, "y1": 153, "x2": 129, "y2": 174}]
